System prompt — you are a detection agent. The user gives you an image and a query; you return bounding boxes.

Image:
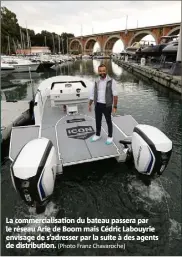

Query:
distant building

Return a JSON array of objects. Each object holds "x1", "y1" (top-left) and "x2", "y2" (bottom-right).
[{"x1": 16, "y1": 46, "x2": 51, "y2": 55}]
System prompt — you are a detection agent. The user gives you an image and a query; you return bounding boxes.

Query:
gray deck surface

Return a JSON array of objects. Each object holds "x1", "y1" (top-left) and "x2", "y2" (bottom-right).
[
  {"x1": 9, "y1": 125, "x2": 40, "y2": 161},
  {"x1": 41, "y1": 98, "x2": 137, "y2": 165},
  {"x1": 10, "y1": 97, "x2": 138, "y2": 165},
  {"x1": 112, "y1": 115, "x2": 138, "y2": 137},
  {"x1": 1, "y1": 100, "x2": 29, "y2": 128},
  {"x1": 56, "y1": 118, "x2": 120, "y2": 164}
]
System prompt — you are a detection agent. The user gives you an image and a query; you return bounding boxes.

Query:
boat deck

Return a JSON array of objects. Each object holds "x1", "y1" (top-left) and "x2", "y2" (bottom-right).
[{"x1": 9, "y1": 97, "x2": 138, "y2": 167}]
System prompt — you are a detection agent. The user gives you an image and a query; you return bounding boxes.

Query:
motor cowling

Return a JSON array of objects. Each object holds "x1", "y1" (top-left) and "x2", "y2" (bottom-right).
[
  {"x1": 10, "y1": 138, "x2": 57, "y2": 213},
  {"x1": 132, "y1": 124, "x2": 172, "y2": 176}
]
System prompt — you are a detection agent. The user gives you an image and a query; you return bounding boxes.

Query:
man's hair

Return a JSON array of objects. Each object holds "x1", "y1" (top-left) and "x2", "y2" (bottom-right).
[{"x1": 98, "y1": 63, "x2": 106, "y2": 69}]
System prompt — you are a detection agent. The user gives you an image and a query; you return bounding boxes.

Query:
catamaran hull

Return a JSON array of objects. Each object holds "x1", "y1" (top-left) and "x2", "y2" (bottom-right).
[
  {"x1": 10, "y1": 137, "x2": 57, "y2": 213},
  {"x1": 8, "y1": 75, "x2": 173, "y2": 214}
]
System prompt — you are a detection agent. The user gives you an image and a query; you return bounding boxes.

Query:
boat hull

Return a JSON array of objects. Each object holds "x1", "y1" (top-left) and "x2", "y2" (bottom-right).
[
  {"x1": 13, "y1": 63, "x2": 39, "y2": 73},
  {"x1": 136, "y1": 44, "x2": 167, "y2": 57}
]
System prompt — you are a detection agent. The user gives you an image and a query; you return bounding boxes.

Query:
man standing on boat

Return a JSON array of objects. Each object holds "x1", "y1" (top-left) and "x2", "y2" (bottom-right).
[{"x1": 88, "y1": 63, "x2": 118, "y2": 145}]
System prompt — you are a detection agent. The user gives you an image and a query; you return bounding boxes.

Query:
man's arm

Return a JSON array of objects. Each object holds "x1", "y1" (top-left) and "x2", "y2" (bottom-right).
[
  {"x1": 89, "y1": 84, "x2": 94, "y2": 105},
  {"x1": 88, "y1": 84, "x2": 94, "y2": 110},
  {"x1": 113, "y1": 96, "x2": 118, "y2": 107},
  {"x1": 112, "y1": 79, "x2": 118, "y2": 108}
]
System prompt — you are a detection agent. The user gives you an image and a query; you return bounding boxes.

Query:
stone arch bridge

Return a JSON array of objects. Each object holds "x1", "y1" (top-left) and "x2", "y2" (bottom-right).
[{"x1": 69, "y1": 22, "x2": 180, "y2": 56}]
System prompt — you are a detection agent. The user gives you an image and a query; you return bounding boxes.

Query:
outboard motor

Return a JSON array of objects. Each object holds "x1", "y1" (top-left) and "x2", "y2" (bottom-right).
[
  {"x1": 10, "y1": 138, "x2": 57, "y2": 213},
  {"x1": 131, "y1": 124, "x2": 172, "y2": 176}
]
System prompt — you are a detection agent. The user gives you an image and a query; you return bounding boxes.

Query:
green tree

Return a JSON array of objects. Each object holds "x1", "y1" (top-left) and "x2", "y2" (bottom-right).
[
  {"x1": 1, "y1": 6, "x2": 74, "y2": 54},
  {"x1": 1, "y1": 6, "x2": 20, "y2": 53}
]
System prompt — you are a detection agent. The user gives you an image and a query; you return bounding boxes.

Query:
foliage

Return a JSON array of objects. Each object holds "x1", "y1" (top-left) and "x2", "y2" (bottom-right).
[{"x1": 1, "y1": 6, "x2": 74, "y2": 54}]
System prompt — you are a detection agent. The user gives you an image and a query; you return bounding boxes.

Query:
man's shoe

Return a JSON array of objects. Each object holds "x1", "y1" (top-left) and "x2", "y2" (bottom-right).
[
  {"x1": 90, "y1": 135, "x2": 101, "y2": 142},
  {"x1": 105, "y1": 137, "x2": 113, "y2": 145}
]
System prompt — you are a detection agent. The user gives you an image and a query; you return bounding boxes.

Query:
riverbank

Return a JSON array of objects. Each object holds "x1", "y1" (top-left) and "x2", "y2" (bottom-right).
[{"x1": 113, "y1": 59, "x2": 182, "y2": 95}]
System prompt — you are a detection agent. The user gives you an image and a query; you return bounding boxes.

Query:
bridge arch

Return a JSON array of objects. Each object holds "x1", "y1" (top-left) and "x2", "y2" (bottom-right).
[
  {"x1": 103, "y1": 35, "x2": 125, "y2": 54},
  {"x1": 128, "y1": 30, "x2": 158, "y2": 46},
  {"x1": 69, "y1": 39, "x2": 83, "y2": 54},
  {"x1": 84, "y1": 37, "x2": 101, "y2": 53},
  {"x1": 166, "y1": 26, "x2": 180, "y2": 36}
]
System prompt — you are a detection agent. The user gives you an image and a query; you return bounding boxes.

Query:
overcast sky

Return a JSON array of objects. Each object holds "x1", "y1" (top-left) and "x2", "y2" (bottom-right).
[
  {"x1": 2, "y1": 1, "x2": 181, "y2": 36},
  {"x1": 2, "y1": 1, "x2": 181, "y2": 52}
]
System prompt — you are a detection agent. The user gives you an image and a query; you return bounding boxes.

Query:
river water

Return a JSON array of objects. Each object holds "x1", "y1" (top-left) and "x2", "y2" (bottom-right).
[{"x1": 1, "y1": 60, "x2": 181, "y2": 256}]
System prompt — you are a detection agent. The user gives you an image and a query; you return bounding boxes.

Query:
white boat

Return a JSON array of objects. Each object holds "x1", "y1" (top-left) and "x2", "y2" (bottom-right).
[
  {"x1": 9, "y1": 75, "x2": 173, "y2": 213},
  {"x1": 12, "y1": 60, "x2": 39, "y2": 72},
  {"x1": 1, "y1": 62, "x2": 15, "y2": 78},
  {"x1": 2, "y1": 57, "x2": 39, "y2": 72}
]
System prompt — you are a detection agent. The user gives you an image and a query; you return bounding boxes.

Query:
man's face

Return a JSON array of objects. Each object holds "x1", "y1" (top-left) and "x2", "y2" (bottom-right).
[{"x1": 98, "y1": 66, "x2": 107, "y2": 79}]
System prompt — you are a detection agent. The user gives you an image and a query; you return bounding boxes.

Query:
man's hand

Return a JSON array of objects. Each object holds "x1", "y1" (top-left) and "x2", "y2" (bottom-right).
[
  {"x1": 112, "y1": 107, "x2": 117, "y2": 113},
  {"x1": 88, "y1": 100, "x2": 93, "y2": 112}
]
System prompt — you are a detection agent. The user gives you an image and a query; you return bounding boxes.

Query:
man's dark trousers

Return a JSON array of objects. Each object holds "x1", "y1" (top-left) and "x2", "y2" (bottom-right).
[{"x1": 95, "y1": 102, "x2": 112, "y2": 137}]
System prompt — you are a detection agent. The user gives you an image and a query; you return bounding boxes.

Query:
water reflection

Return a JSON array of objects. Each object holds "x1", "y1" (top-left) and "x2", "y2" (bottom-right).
[
  {"x1": 79, "y1": 62, "x2": 83, "y2": 74},
  {"x1": 44, "y1": 59, "x2": 126, "y2": 80},
  {"x1": 2, "y1": 84, "x2": 28, "y2": 101},
  {"x1": 1, "y1": 76, "x2": 42, "y2": 101},
  {"x1": 1, "y1": 59, "x2": 182, "y2": 104},
  {"x1": 93, "y1": 59, "x2": 101, "y2": 75},
  {"x1": 92, "y1": 59, "x2": 124, "y2": 81},
  {"x1": 111, "y1": 61, "x2": 123, "y2": 77}
]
